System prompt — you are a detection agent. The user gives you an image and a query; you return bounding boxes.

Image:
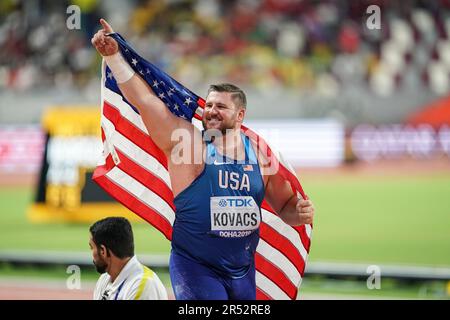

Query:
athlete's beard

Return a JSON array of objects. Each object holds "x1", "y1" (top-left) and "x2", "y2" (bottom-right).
[
  {"x1": 202, "y1": 117, "x2": 236, "y2": 135},
  {"x1": 93, "y1": 259, "x2": 108, "y2": 274}
]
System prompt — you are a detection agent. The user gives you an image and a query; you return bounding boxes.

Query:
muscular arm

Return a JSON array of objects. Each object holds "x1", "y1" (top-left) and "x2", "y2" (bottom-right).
[
  {"x1": 92, "y1": 18, "x2": 199, "y2": 155},
  {"x1": 251, "y1": 139, "x2": 313, "y2": 226},
  {"x1": 117, "y1": 73, "x2": 195, "y2": 154},
  {"x1": 264, "y1": 172, "x2": 314, "y2": 226}
]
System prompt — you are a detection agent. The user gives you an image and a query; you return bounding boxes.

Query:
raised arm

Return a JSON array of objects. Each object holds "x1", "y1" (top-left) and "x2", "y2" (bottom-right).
[{"x1": 91, "y1": 19, "x2": 196, "y2": 154}]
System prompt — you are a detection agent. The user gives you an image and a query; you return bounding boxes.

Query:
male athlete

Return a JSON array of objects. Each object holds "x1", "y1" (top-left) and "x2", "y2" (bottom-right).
[
  {"x1": 90, "y1": 217, "x2": 168, "y2": 300},
  {"x1": 91, "y1": 19, "x2": 314, "y2": 300}
]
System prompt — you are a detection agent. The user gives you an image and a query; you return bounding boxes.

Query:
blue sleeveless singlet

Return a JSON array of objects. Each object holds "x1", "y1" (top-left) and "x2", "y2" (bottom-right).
[{"x1": 171, "y1": 133, "x2": 265, "y2": 278}]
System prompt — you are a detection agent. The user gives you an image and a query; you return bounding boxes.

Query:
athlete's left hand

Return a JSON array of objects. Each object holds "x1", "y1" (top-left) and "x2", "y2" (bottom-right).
[{"x1": 296, "y1": 199, "x2": 314, "y2": 225}]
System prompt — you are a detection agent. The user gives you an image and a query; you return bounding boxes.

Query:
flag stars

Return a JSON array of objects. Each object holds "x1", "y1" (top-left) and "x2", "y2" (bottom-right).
[
  {"x1": 184, "y1": 97, "x2": 192, "y2": 106},
  {"x1": 146, "y1": 69, "x2": 151, "y2": 74},
  {"x1": 139, "y1": 70, "x2": 144, "y2": 75},
  {"x1": 131, "y1": 58, "x2": 138, "y2": 66},
  {"x1": 152, "y1": 80, "x2": 159, "y2": 88},
  {"x1": 173, "y1": 104, "x2": 180, "y2": 111},
  {"x1": 107, "y1": 72, "x2": 113, "y2": 80},
  {"x1": 158, "y1": 92, "x2": 166, "y2": 99}
]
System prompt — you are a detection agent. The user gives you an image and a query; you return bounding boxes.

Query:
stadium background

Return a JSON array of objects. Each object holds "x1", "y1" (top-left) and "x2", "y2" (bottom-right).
[{"x1": 0, "y1": 0, "x2": 449, "y2": 299}]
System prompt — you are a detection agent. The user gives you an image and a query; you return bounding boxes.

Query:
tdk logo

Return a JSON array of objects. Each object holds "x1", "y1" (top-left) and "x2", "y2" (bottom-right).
[{"x1": 219, "y1": 198, "x2": 253, "y2": 207}]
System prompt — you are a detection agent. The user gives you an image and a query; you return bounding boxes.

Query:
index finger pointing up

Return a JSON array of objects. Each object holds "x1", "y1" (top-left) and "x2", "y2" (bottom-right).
[{"x1": 100, "y1": 18, "x2": 114, "y2": 33}]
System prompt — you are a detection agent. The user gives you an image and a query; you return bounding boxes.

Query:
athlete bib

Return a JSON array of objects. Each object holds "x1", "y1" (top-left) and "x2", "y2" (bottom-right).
[{"x1": 210, "y1": 196, "x2": 261, "y2": 238}]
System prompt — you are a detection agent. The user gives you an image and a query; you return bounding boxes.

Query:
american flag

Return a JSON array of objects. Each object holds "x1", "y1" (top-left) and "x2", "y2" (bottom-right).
[{"x1": 93, "y1": 33, "x2": 312, "y2": 300}]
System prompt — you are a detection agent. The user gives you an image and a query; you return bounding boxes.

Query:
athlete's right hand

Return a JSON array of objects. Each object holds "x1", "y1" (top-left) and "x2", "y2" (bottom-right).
[{"x1": 91, "y1": 18, "x2": 118, "y2": 56}]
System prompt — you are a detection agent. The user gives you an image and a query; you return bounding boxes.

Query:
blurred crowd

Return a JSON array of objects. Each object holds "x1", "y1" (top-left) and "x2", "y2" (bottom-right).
[{"x1": 1, "y1": 0, "x2": 450, "y2": 97}]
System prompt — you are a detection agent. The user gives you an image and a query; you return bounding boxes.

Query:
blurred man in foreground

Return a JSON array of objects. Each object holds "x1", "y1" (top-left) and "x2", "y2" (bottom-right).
[{"x1": 89, "y1": 217, "x2": 168, "y2": 300}]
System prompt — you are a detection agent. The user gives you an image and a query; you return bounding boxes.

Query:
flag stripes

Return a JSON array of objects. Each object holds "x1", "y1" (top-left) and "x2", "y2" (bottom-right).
[{"x1": 94, "y1": 33, "x2": 313, "y2": 300}]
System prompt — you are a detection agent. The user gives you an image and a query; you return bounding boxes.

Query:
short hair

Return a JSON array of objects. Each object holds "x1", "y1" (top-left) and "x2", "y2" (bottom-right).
[
  {"x1": 89, "y1": 217, "x2": 134, "y2": 259},
  {"x1": 207, "y1": 83, "x2": 247, "y2": 109}
]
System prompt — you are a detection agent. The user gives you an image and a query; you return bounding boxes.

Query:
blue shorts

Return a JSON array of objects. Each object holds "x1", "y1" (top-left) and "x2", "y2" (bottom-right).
[{"x1": 169, "y1": 251, "x2": 256, "y2": 300}]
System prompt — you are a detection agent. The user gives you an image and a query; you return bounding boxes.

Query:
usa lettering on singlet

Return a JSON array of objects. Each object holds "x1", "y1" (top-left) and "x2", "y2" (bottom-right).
[
  {"x1": 171, "y1": 133, "x2": 265, "y2": 276},
  {"x1": 209, "y1": 139, "x2": 262, "y2": 238}
]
